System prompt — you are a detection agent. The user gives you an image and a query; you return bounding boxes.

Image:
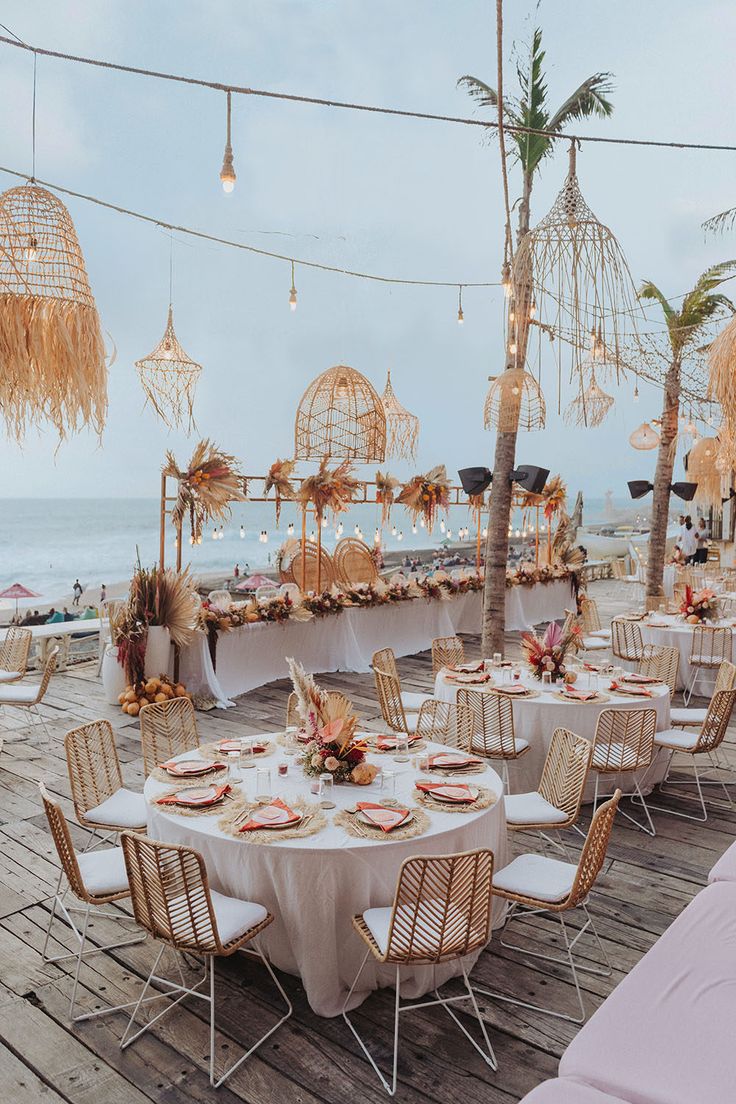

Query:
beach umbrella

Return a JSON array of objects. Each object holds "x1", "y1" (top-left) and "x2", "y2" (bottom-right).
[
  {"x1": 235, "y1": 574, "x2": 277, "y2": 591},
  {"x1": 0, "y1": 582, "x2": 41, "y2": 619}
]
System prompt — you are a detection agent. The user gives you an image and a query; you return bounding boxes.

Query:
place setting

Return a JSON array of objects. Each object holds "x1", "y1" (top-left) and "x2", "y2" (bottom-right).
[
  {"x1": 413, "y1": 779, "x2": 498, "y2": 813},
  {"x1": 200, "y1": 736, "x2": 274, "y2": 761},
  {"x1": 150, "y1": 756, "x2": 229, "y2": 785},
  {"x1": 151, "y1": 781, "x2": 235, "y2": 817},
  {"x1": 334, "y1": 800, "x2": 430, "y2": 841},
  {"x1": 423, "y1": 751, "x2": 487, "y2": 776},
  {"x1": 218, "y1": 794, "x2": 327, "y2": 844}
]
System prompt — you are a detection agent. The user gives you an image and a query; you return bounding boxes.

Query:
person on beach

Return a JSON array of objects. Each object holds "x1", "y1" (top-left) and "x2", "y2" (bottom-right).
[
  {"x1": 62, "y1": 607, "x2": 76, "y2": 622},
  {"x1": 233, "y1": 564, "x2": 240, "y2": 578},
  {"x1": 79, "y1": 605, "x2": 97, "y2": 620},
  {"x1": 46, "y1": 608, "x2": 63, "y2": 624},
  {"x1": 72, "y1": 579, "x2": 82, "y2": 606},
  {"x1": 100, "y1": 584, "x2": 107, "y2": 604}
]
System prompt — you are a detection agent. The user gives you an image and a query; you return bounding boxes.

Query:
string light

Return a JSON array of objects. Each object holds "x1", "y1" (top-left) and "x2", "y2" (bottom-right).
[
  {"x1": 397, "y1": 530, "x2": 404, "y2": 541},
  {"x1": 287, "y1": 522, "x2": 294, "y2": 536},
  {"x1": 336, "y1": 522, "x2": 344, "y2": 537},
  {"x1": 219, "y1": 91, "x2": 236, "y2": 193},
  {"x1": 482, "y1": 527, "x2": 488, "y2": 538},
  {"x1": 321, "y1": 515, "x2": 327, "y2": 528},
  {"x1": 211, "y1": 528, "x2": 218, "y2": 540},
  {"x1": 447, "y1": 529, "x2": 453, "y2": 540},
  {"x1": 391, "y1": 525, "x2": 397, "y2": 537},
  {"x1": 25, "y1": 235, "x2": 38, "y2": 264},
  {"x1": 457, "y1": 285, "x2": 464, "y2": 324},
  {"x1": 440, "y1": 520, "x2": 446, "y2": 534},
  {"x1": 239, "y1": 524, "x2": 245, "y2": 539},
  {"x1": 501, "y1": 260, "x2": 512, "y2": 298},
  {"x1": 419, "y1": 517, "x2": 426, "y2": 529},
  {"x1": 354, "y1": 523, "x2": 360, "y2": 536},
  {"x1": 374, "y1": 528, "x2": 381, "y2": 545},
  {"x1": 289, "y1": 260, "x2": 297, "y2": 311},
  {"x1": 412, "y1": 523, "x2": 417, "y2": 535}
]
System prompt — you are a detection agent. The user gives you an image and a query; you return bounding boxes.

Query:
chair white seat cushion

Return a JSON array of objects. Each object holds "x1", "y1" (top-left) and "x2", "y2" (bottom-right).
[
  {"x1": 362, "y1": 900, "x2": 485, "y2": 957},
  {"x1": 210, "y1": 890, "x2": 268, "y2": 944},
  {"x1": 504, "y1": 791, "x2": 569, "y2": 826},
  {"x1": 654, "y1": 727, "x2": 699, "y2": 750},
  {"x1": 76, "y1": 846, "x2": 129, "y2": 896},
  {"x1": 589, "y1": 629, "x2": 612, "y2": 641},
  {"x1": 0, "y1": 682, "x2": 38, "y2": 703},
  {"x1": 493, "y1": 853, "x2": 576, "y2": 903},
  {"x1": 400, "y1": 691, "x2": 433, "y2": 713},
  {"x1": 519, "y1": 1078, "x2": 631, "y2": 1103},
  {"x1": 583, "y1": 637, "x2": 609, "y2": 651},
  {"x1": 0, "y1": 670, "x2": 22, "y2": 683},
  {"x1": 85, "y1": 788, "x2": 147, "y2": 829},
  {"x1": 591, "y1": 742, "x2": 648, "y2": 771},
  {"x1": 670, "y1": 707, "x2": 707, "y2": 726}
]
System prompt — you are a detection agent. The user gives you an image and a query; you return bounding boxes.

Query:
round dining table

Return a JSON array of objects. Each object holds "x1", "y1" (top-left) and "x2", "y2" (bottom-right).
[
  {"x1": 145, "y1": 736, "x2": 508, "y2": 1018},
  {"x1": 639, "y1": 612, "x2": 736, "y2": 691},
  {"x1": 434, "y1": 668, "x2": 672, "y2": 799}
]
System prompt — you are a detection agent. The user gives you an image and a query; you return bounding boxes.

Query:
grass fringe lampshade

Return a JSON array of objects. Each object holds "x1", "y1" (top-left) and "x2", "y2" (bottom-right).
[
  {"x1": 294, "y1": 363, "x2": 386, "y2": 462},
  {"x1": 483, "y1": 367, "x2": 546, "y2": 432},
  {"x1": 0, "y1": 182, "x2": 107, "y2": 442},
  {"x1": 688, "y1": 436, "x2": 723, "y2": 512},
  {"x1": 708, "y1": 313, "x2": 736, "y2": 429},
  {"x1": 381, "y1": 369, "x2": 419, "y2": 461},
  {"x1": 136, "y1": 305, "x2": 202, "y2": 432}
]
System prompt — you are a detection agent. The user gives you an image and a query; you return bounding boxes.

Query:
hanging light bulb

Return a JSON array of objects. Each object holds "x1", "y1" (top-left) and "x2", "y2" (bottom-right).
[
  {"x1": 391, "y1": 525, "x2": 397, "y2": 537},
  {"x1": 25, "y1": 235, "x2": 38, "y2": 264},
  {"x1": 336, "y1": 522, "x2": 343, "y2": 537},
  {"x1": 447, "y1": 530, "x2": 453, "y2": 540},
  {"x1": 482, "y1": 527, "x2": 488, "y2": 538},
  {"x1": 501, "y1": 259, "x2": 512, "y2": 298},
  {"x1": 197, "y1": 534, "x2": 203, "y2": 545},
  {"x1": 219, "y1": 91, "x2": 236, "y2": 193},
  {"x1": 440, "y1": 520, "x2": 446, "y2": 534},
  {"x1": 289, "y1": 260, "x2": 298, "y2": 312},
  {"x1": 174, "y1": 535, "x2": 178, "y2": 547},
  {"x1": 397, "y1": 531, "x2": 404, "y2": 541},
  {"x1": 509, "y1": 340, "x2": 517, "y2": 355},
  {"x1": 321, "y1": 515, "x2": 327, "y2": 528},
  {"x1": 412, "y1": 523, "x2": 417, "y2": 535},
  {"x1": 212, "y1": 528, "x2": 218, "y2": 541},
  {"x1": 633, "y1": 381, "x2": 639, "y2": 403},
  {"x1": 419, "y1": 516, "x2": 426, "y2": 529},
  {"x1": 457, "y1": 285, "x2": 464, "y2": 325},
  {"x1": 239, "y1": 525, "x2": 245, "y2": 539},
  {"x1": 374, "y1": 528, "x2": 381, "y2": 545},
  {"x1": 309, "y1": 530, "x2": 316, "y2": 542},
  {"x1": 287, "y1": 522, "x2": 294, "y2": 537},
  {"x1": 515, "y1": 528, "x2": 521, "y2": 537},
  {"x1": 354, "y1": 523, "x2": 360, "y2": 536}
]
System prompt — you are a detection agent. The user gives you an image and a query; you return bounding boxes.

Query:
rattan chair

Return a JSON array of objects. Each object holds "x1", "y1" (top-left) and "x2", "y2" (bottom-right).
[
  {"x1": 0, "y1": 625, "x2": 32, "y2": 683},
  {"x1": 503, "y1": 727, "x2": 592, "y2": 847},
  {"x1": 414, "y1": 699, "x2": 473, "y2": 750},
  {"x1": 610, "y1": 617, "x2": 644, "y2": 664},
  {"x1": 683, "y1": 624, "x2": 733, "y2": 704},
  {"x1": 431, "y1": 635, "x2": 465, "y2": 676},
  {"x1": 456, "y1": 688, "x2": 529, "y2": 793},
  {"x1": 343, "y1": 849, "x2": 497, "y2": 1095},
  {"x1": 333, "y1": 537, "x2": 379, "y2": 587},
  {"x1": 39, "y1": 783, "x2": 146, "y2": 1022},
  {"x1": 0, "y1": 645, "x2": 58, "y2": 741},
  {"x1": 119, "y1": 834, "x2": 291, "y2": 1088},
  {"x1": 139, "y1": 696, "x2": 200, "y2": 777},
  {"x1": 637, "y1": 687, "x2": 736, "y2": 822},
  {"x1": 474, "y1": 791, "x2": 621, "y2": 1024},
  {"x1": 374, "y1": 665, "x2": 419, "y2": 735},
  {"x1": 590, "y1": 707, "x2": 657, "y2": 835},
  {"x1": 579, "y1": 597, "x2": 610, "y2": 642},
  {"x1": 671, "y1": 659, "x2": 736, "y2": 727},
  {"x1": 65, "y1": 719, "x2": 146, "y2": 841},
  {"x1": 563, "y1": 608, "x2": 606, "y2": 653},
  {"x1": 280, "y1": 540, "x2": 336, "y2": 592},
  {"x1": 638, "y1": 644, "x2": 680, "y2": 698},
  {"x1": 372, "y1": 647, "x2": 432, "y2": 715}
]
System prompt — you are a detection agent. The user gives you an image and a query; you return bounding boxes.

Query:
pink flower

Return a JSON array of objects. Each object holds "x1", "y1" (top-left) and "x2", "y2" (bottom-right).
[{"x1": 324, "y1": 756, "x2": 339, "y2": 771}]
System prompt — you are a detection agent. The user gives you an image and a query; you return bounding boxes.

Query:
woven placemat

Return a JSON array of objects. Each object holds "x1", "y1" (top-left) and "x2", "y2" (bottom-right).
[
  {"x1": 487, "y1": 687, "x2": 541, "y2": 700},
  {"x1": 199, "y1": 739, "x2": 274, "y2": 760},
  {"x1": 150, "y1": 762, "x2": 229, "y2": 785},
  {"x1": 334, "y1": 805, "x2": 430, "y2": 841},
  {"x1": 413, "y1": 783, "x2": 497, "y2": 814},
  {"x1": 149, "y1": 787, "x2": 237, "y2": 817},
  {"x1": 363, "y1": 739, "x2": 428, "y2": 754},
  {"x1": 217, "y1": 798, "x2": 327, "y2": 843},
  {"x1": 424, "y1": 762, "x2": 487, "y2": 778},
  {"x1": 552, "y1": 691, "x2": 611, "y2": 704}
]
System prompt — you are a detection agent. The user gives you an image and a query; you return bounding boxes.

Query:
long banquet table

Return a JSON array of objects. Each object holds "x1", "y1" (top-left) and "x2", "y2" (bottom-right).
[
  {"x1": 145, "y1": 738, "x2": 508, "y2": 1017},
  {"x1": 180, "y1": 580, "x2": 574, "y2": 706}
]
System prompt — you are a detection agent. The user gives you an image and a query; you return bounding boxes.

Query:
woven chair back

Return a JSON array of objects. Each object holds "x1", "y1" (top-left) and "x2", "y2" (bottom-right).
[
  {"x1": 715, "y1": 660, "x2": 736, "y2": 694},
  {"x1": 457, "y1": 688, "x2": 518, "y2": 758},
  {"x1": 611, "y1": 618, "x2": 643, "y2": 662},
  {"x1": 538, "y1": 727, "x2": 592, "y2": 821},
  {"x1": 414, "y1": 699, "x2": 473, "y2": 750},
  {"x1": 592, "y1": 707, "x2": 656, "y2": 772},
  {"x1": 0, "y1": 625, "x2": 31, "y2": 675},
  {"x1": 372, "y1": 646, "x2": 399, "y2": 681},
  {"x1": 139, "y1": 696, "x2": 200, "y2": 776},
  {"x1": 431, "y1": 636, "x2": 465, "y2": 676},
  {"x1": 382, "y1": 849, "x2": 494, "y2": 964},
  {"x1": 579, "y1": 597, "x2": 603, "y2": 634},
  {"x1": 373, "y1": 665, "x2": 409, "y2": 734},
  {"x1": 65, "y1": 719, "x2": 123, "y2": 819},
  {"x1": 39, "y1": 782, "x2": 126, "y2": 904},
  {"x1": 282, "y1": 541, "x2": 335, "y2": 592},
  {"x1": 207, "y1": 590, "x2": 232, "y2": 610},
  {"x1": 694, "y1": 688, "x2": 736, "y2": 753},
  {"x1": 568, "y1": 790, "x2": 620, "y2": 908},
  {"x1": 638, "y1": 644, "x2": 679, "y2": 697},
  {"x1": 333, "y1": 538, "x2": 378, "y2": 587},
  {"x1": 689, "y1": 625, "x2": 732, "y2": 669}
]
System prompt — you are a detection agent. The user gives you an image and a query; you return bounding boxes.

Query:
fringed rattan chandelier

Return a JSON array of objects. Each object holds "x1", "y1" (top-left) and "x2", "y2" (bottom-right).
[
  {"x1": 0, "y1": 182, "x2": 107, "y2": 442},
  {"x1": 629, "y1": 421, "x2": 660, "y2": 450},
  {"x1": 563, "y1": 367, "x2": 614, "y2": 428},
  {"x1": 135, "y1": 305, "x2": 202, "y2": 432},
  {"x1": 483, "y1": 367, "x2": 546, "y2": 433},
  {"x1": 513, "y1": 143, "x2": 639, "y2": 388},
  {"x1": 687, "y1": 436, "x2": 723, "y2": 512},
  {"x1": 381, "y1": 369, "x2": 419, "y2": 461},
  {"x1": 707, "y1": 313, "x2": 736, "y2": 435},
  {"x1": 294, "y1": 363, "x2": 386, "y2": 462}
]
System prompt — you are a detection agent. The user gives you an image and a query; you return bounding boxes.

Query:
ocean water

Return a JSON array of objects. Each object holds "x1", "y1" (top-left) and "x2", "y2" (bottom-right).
[{"x1": 0, "y1": 495, "x2": 630, "y2": 603}]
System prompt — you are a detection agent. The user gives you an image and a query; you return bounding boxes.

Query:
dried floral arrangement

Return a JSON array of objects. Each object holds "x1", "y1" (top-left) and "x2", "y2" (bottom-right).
[
  {"x1": 163, "y1": 439, "x2": 246, "y2": 543},
  {"x1": 298, "y1": 457, "x2": 359, "y2": 521},
  {"x1": 679, "y1": 585, "x2": 719, "y2": 623},
  {"x1": 375, "y1": 469, "x2": 400, "y2": 527},
  {"x1": 263, "y1": 458, "x2": 296, "y2": 526},
  {"x1": 115, "y1": 563, "x2": 200, "y2": 684},
  {"x1": 521, "y1": 620, "x2": 581, "y2": 681},
  {"x1": 396, "y1": 464, "x2": 449, "y2": 531}
]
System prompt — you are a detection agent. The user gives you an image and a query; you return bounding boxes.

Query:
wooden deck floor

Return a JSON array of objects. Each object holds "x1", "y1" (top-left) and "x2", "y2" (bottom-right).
[{"x1": 1, "y1": 579, "x2": 734, "y2": 1104}]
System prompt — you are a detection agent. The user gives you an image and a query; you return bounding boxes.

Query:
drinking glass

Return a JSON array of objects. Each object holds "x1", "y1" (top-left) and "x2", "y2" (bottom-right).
[
  {"x1": 319, "y1": 772, "x2": 336, "y2": 809},
  {"x1": 277, "y1": 760, "x2": 289, "y2": 778},
  {"x1": 255, "y1": 767, "x2": 272, "y2": 804},
  {"x1": 493, "y1": 653, "x2": 502, "y2": 667},
  {"x1": 284, "y1": 726, "x2": 299, "y2": 757},
  {"x1": 227, "y1": 750, "x2": 241, "y2": 783},
  {"x1": 381, "y1": 768, "x2": 398, "y2": 805},
  {"x1": 393, "y1": 734, "x2": 410, "y2": 762},
  {"x1": 240, "y1": 737, "x2": 255, "y2": 770},
  {"x1": 541, "y1": 671, "x2": 552, "y2": 688},
  {"x1": 416, "y1": 752, "x2": 430, "y2": 774}
]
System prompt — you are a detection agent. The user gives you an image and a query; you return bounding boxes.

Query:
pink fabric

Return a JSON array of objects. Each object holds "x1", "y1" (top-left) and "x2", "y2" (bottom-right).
[
  {"x1": 708, "y1": 841, "x2": 736, "y2": 884},
  {"x1": 520, "y1": 1079, "x2": 629, "y2": 1104},
  {"x1": 560, "y1": 881, "x2": 736, "y2": 1104}
]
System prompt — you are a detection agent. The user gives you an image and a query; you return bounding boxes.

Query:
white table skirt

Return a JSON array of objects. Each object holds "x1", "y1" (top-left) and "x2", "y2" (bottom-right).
[
  {"x1": 640, "y1": 615, "x2": 736, "y2": 691},
  {"x1": 434, "y1": 671, "x2": 671, "y2": 801},
  {"x1": 145, "y1": 740, "x2": 508, "y2": 1018},
  {"x1": 179, "y1": 582, "x2": 574, "y2": 707}
]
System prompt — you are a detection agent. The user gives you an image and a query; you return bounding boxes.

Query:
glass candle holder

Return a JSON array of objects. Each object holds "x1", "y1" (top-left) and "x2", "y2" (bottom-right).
[
  {"x1": 319, "y1": 772, "x2": 336, "y2": 809},
  {"x1": 393, "y1": 734, "x2": 410, "y2": 763},
  {"x1": 255, "y1": 767, "x2": 272, "y2": 804}
]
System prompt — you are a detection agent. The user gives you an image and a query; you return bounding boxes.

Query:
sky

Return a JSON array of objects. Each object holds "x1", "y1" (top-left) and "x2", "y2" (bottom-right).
[{"x1": 0, "y1": 0, "x2": 735, "y2": 502}]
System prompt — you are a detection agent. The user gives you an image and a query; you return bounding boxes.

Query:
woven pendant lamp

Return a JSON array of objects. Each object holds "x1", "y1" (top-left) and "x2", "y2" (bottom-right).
[
  {"x1": 708, "y1": 314, "x2": 736, "y2": 428},
  {"x1": 381, "y1": 369, "x2": 419, "y2": 461},
  {"x1": 294, "y1": 364, "x2": 386, "y2": 462},
  {"x1": 483, "y1": 367, "x2": 546, "y2": 432},
  {"x1": 629, "y1": 421, "x2": 660, "y2": 450},
  {"x1": 135, "y1": 305, "x2": 202, "y2": 432},
  {"x1": 514, "y1": 143, "x2": 638, "y2": 384},
  {"x1": 688, "y1": 436, "x2": 723, "y2": 511},
  {"x1": 0, "y1": 182, "x2": 107, "y2": 442},
  {"x1": 563, "y1": 367, "x2": 614, "y2": 427}
]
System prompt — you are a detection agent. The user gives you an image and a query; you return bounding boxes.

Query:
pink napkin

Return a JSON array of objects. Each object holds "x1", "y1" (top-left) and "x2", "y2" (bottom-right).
[
  {"x1": 157, "y1": 784, "x2": 231, "y2": 807},
  {"x1": 375, "y1": 734, "x2": 421, "y2": 750},
  {"x1": 217, "y1": 739, "x2": 267, "y2": 754},
  {"x1": 239, "y1": 797, "x2": 301, "y2": 832},
  {"x1": 560, "y1": 687, "x2": 598, "y2": 702},
  {"x1": 610, "y1": 681, "x2": 653, "y2": 697},
  {"x1": 448, "y1": 661, "x2": 485, "y2": 674},
  {"x1": 356, "y1": 802, "x2": 410, "y2": 832},
  {"x1": 428, "y1": 753, "x2": 483, "y2": 769},
  {"x1": 445, "y1": 671, "x2": 491, "y2": 684},
  {"x1": 160, "y1": 759, "x2": 226, "y2": 775},
  {"x1": 495, "y1": 684, "x2": 528, "y2": 695},
  {"x1": 415, "y1": 781, "x2": 476, "y2": 804},
  {"x1": 622, "y1": 673, "x2": 660, "y2": 685}
]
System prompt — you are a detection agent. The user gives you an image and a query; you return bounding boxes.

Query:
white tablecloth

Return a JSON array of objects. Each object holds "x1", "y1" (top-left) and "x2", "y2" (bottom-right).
[
  {"x1": 145, "y1": 739, "x2": 508, "y2": 1018},
  {"x1": 180, "y1": 582, "x2": 574, "y2": 707},
  {"x1": 434, "y1": 670, "x2": 671, "y2": 800},
  {"x1": 640, "y1": 614, "x2": 736, "y2": 691}
]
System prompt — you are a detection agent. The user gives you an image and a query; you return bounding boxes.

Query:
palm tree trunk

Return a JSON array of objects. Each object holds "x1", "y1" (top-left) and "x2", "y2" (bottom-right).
[
  {"x1": 645, "y1": 357, "x2": 680, "y2": 603},
  {"x1": 481, "y1": 170, "x2": 533, "y2": 655}
]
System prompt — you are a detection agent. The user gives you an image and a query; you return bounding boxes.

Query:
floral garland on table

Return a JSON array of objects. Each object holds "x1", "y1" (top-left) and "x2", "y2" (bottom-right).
[
  {"x1": 396, "y1": 464, "x2": 449, "y2": 531},
  {"x1": 287, "y1": 659, "x2": 378, "y2": 785},
  {"x1": 505, "y1": 564, "x2": 575, "y2": 588},
  {"x1": 301, "y1": 589, "x2": 344, "y2": 618}
]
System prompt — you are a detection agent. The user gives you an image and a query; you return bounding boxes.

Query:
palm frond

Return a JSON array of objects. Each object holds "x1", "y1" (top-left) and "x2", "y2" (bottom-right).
[
  {"x1": 703, "y1": 207, "x2": 736, "y2": 236},
  {"x1": 547, "y1": 73, "x2": 615, "y2": 131},
  {"x1": 457, "y1": 74, "x2": 521, "y2": 126},
  {"x1": 638, "y1": 280, "x2": 677, "y2": 324}
]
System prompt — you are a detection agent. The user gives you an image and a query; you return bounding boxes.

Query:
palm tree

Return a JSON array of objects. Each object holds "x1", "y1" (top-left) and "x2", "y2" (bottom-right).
[
  {"x1": 459, "y1": 28, "x2": 614, "y2": 655},
  {"x1": 639, "y1": 264, "x2": 736, "y2": 603}
]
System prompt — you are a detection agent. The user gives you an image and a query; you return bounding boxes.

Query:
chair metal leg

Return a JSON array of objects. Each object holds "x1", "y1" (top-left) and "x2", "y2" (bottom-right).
[
  {"x1": 435, "y1": 961, "x2": 497, "y2": 1072},
  {"x1": 617, "y1": 777, "x2": 656, "y2": 836},
  {"x1": 342, "y1": 951, "x2": 399, "y2": 1096},
  {"x1": 647, "y1": 753, "x2": 709, "y2": 822},
  {"x1": 121, "y1": 944, "x2": 207, "y2": 1050},
  {"x1": 42, "y1": 886, "x2": 144, "y2": 966}
]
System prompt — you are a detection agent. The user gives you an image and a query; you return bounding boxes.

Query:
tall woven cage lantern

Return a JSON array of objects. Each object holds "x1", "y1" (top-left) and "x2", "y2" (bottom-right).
[
  {"x1": 483, "y1": 367, "x2": 546, "y2": 432},
  {"x1": 0, "y1": 182, "x2": 107, "y2": 442},
  {"x1": 381, "y1": 369, "x2": 419, "y2": 461},
  {"x1": 294, "y1": 363, "x2": 386, "y2": 462},
  {"x1": 514, "y1": 142, "x2": 639, "y2": 390},
  {"x1": 135, "y1": 305, "x2": 202, "y2": 432}
]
